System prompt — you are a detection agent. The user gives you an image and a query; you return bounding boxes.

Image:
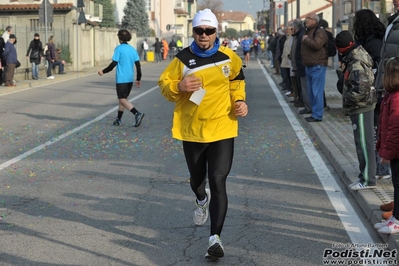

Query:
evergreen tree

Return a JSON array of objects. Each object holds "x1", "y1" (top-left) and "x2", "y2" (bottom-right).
[
  {"x1": 95, "y1": 0, "x2": 116, "y2": 28},
  {"x1": 121, "y1": 0, "x2": 150, "y2": 37}
]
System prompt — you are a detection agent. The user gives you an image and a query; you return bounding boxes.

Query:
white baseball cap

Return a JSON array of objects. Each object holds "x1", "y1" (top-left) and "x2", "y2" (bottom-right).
[{"x1": 192, "y1": 9, "x2": 218, "y2": 29}]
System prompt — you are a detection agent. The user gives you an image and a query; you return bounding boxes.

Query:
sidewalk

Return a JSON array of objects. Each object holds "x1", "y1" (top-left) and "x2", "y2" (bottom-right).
[
  {"x1": 0, "y1": 67, "x2": 99, "y2": 95},
  {"x1": 261, "y1": 58, "x2": 399, "y2": 250}
]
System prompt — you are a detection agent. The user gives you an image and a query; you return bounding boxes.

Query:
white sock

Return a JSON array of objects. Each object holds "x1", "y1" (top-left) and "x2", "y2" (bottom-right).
[{"x1": 197, "y1": 195, "x2": 208, "y2": 205}]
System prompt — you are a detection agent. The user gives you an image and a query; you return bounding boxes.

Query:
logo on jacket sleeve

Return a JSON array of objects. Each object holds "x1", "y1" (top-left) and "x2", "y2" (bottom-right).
[{"x1": 222, "y1": 65, "x2": 230, "y2": 77}]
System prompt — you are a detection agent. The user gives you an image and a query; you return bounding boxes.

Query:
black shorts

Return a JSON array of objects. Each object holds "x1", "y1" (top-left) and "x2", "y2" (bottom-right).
[
  {"x1": 116, "y1": 82, "x2": 133, "y2": 99},
  {"x1": 243, "y1": 50, "x2": 250, "y2": 56}
]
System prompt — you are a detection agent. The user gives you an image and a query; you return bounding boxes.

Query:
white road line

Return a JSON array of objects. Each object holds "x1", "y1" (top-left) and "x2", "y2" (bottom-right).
[
  {"x1": 0, "y1": 85, "x2": 159, "y2": 171},
  {"x1": 259, "y1": 60, "x2": 376, "y2": 246}
]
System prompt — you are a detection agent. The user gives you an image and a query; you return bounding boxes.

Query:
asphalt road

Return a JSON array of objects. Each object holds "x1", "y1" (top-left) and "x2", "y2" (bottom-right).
[{"x1": 0, "y1": 58, "x2": 384, "y2": 265}]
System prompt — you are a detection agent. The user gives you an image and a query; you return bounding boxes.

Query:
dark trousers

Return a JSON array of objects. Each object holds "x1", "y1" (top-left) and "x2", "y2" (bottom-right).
[
  {"x1": 46, "y1": 60, "x2": 53, "y2": 77},
  {"x1": 350, "y1": 110, "x2": 376, "y2": 186},
  {"x1": 183, "y1": 138, "x2": 234, "y2": 236},
  {"x1": 374, "y1": 102, "x2": 391, "y2": 176},
  {"x1": 5, "y1": 63, "x2": 16, "y2": 86},
  {"x1": 52, "y1": 61, "x2": 64, "y2": 73},
  {"x1": 391, "y1": 159, "x2": 399, "y2": 219}
]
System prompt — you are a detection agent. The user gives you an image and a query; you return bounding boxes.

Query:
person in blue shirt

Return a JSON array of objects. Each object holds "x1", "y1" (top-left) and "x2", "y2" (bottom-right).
[
  {"x1": 98, "y1": 29, "x2": 144, "y2": 127},
  {"x1": 240, "y1": 35, "x2": 251, "y2": 67}
]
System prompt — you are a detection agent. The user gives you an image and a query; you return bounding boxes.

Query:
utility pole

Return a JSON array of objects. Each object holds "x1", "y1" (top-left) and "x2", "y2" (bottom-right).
[
  {"x1": 355, "y1": 0, "x2": 362, "y2": 11},
  {"x1": 284, "y1": 2, "x2": 288, "y2": 27},
  {"x1": 297, "y1": 0, "x2": 300, "y2": 18}
]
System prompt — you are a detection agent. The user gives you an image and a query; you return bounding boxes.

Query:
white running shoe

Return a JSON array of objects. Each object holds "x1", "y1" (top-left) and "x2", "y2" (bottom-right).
[
  {"x1": 348, "y1": 179, "x2": 361, "y2": 188},
  {"x1": 47, "y1": 76, "x2": 55, "y2": 80},
  {"x1": 378, "y1": 220, "x2": 399, "y2": 234},
  {"x1": 350, "y1": 182, "x2": 376, "y2": 191},
  {"x1": 193, "y1": 188, "x2": 210, "y2": 226},
  {"x1": 374, "y1": 216, "x2": 394, "y2": 229},
  {"x1": 205, "y1": 234, "x2": 224, "y2": 260}
]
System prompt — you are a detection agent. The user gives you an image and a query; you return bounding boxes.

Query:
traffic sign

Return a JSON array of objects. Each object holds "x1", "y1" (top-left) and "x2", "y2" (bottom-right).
[
  {"x1": 275, "y1": 1, "x2": 285, "y2": 16},
  {"x1": 39, "y1": 0, "x2": 53, "y2": 24}
]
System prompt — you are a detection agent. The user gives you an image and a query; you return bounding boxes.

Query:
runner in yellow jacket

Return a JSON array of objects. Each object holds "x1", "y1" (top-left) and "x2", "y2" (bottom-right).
[{"x1": 158, "y1": 8, "x2": 247, "y2": 261}]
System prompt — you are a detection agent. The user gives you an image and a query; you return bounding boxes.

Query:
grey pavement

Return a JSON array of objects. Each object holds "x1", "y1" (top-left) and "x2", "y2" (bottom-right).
[{"x1": 260, "y1": 57, "x2": 399, "y2": 252}]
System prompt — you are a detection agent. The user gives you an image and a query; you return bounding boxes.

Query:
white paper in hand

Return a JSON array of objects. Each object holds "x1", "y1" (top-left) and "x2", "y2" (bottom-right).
[{"x1": 189, "y1": 87, "x2": 206, "y2": 105}]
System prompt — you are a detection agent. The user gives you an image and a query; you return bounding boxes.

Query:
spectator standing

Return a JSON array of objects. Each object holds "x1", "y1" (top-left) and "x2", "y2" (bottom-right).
[
  {"x1": 260, "y1": 37, "x2": 265, "y2": 58},
  {"x1": 26, "y1": 33, "x2": 43, "y2": 80},
  {"x1": 289, "y1": 24, "x2": 300, "y2": 103},
  {"x1": 335, "y1": 30, "x2": 377, "y2": 191},
  {"x1": 229, "y1": 37, "x2": 239, "y2": 52},
  {"x1": 53, "y1": 47, "x2": 66, "y2": 74},
  {"x1": 176, "y1": 38, "x2": 183, "y2": 51},
  {"x1": 275, "y1": 29, "x2": 287, "y2": 89},
  {"x1": 153, "y1": 38, "x2": 163, "y2": 63},
  {"x1": 274, "y1": 28, "x2": 286, "y2": 76},
  {"x1": 2, "y1": 26, "x2": 12, "y2": 82},
  {"x1": 374, "y1": 57, "x2": 399, "y2": 234},
  {"x1": 98, "y1": 29, "x2": 144, "y2": 127},
  {"x1": 45, "y1": 36, "x2": 56, "y2": 79},
  {"x1": 373, "y1": 1, "x2": 399, "y2": 219},
  {"x1": 142, "y1": 39, "x2": 149, "y2": 62},
  {"x1": 293, "y1": 18, "x2": 311, "y2": 111},
  {"x1": 267, "y1": 33, "x2": 276, "y2": 68},
  {"x1": 2, "y1": 26, "x2": 12, "y2": 43},
  {"x1": 3, "y1": 34, "x2": 17, "y2": 87},
  {"x1": 280, "y1": 26, "x2": 293, "y2": 95},
  {"x1": 0, "y1": 31, "x2": 5, "y2": 84},
  {"x1": 162, "y1": 38, "x2": 169, "y2": 60},
  {"x1": 169, "y1": 38, "x2": 177, "y2": 59},
  {"x1": 301, "y1": 13, "x2": 328, "y2": 122},
  {"x1": 353, "y1": 9, "x2": 390, "y2": 183},
  {"x1": 158, "y1": 9, "x2": 247, "y2": 260}
]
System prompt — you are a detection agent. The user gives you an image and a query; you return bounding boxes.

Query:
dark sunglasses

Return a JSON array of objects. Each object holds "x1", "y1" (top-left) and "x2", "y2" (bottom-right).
[{"x1": 193, "y1": 27, "x2": 217, "y2": 36}]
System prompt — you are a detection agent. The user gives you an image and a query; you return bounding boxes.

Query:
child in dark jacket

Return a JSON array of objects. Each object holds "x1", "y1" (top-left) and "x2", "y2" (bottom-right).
[
  {"x1": 374, "y1": 57, "x2": 399, "y2": 234},
  {"x1": 335, "y1": 30, "x2": 377, "y2": 191}
]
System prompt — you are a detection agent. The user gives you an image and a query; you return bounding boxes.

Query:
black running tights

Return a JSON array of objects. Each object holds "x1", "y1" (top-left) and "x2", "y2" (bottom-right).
[{"x1": 183, "y1": 138, "x2": 234, "y2": 236}]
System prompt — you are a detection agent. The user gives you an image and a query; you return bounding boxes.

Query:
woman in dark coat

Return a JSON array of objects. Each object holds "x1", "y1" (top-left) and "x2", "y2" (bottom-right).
[
  {"x1": 353, "y1": 9, "x2": 391, "y2": 184},
  {"x1": 26, "y1": 33, "x2": 43, "y2": 80}
]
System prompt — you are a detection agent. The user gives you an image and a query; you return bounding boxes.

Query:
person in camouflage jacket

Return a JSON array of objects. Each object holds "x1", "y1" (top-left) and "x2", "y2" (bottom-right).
[{"x1": 335, "y1": 30, "x2": 377, "y2": 191}]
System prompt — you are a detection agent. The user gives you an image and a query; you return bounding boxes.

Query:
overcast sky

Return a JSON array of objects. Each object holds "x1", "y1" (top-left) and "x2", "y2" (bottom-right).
[{"x1": 221, "y1": 0, "x2": 265, "y2": 18}]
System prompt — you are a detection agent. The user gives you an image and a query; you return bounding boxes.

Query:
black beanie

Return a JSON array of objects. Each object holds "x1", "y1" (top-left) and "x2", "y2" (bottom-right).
[{"x1": 335, "y1": 30, "x2": 354, "y2": 49}]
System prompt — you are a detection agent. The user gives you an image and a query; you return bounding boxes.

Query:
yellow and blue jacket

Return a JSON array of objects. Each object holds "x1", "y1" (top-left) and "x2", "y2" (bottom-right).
[{"x1": 158, "y1": 46, "x2": 246, "y2": 142}]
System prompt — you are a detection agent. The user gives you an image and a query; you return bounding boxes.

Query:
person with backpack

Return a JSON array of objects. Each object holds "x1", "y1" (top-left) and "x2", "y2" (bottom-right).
[
  {"x1": 301, "y1": 12, "x2": 328, "y2": 122},
  {"x1": 317, "y1": 19, "x2": 336, "y2": 110},
  {"x1": 26, "y1": 33, "x2": 43, "y2": 80}
]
